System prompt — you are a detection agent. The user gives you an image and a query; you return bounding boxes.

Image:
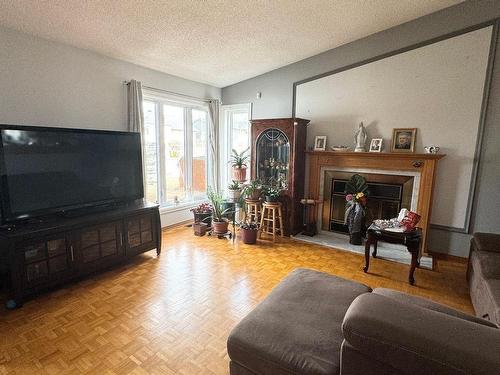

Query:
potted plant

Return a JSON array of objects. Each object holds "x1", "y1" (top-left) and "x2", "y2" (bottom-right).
[
  {"x1": 227, "y1": 180, "x2": 241, "y2": 200},
  {"x1": 239, "y1": 219, "x2": 258, "y2": 244},
  {"x1": 230, "y1": 148, "x2": 250, "y2": 182},
  {"x1": 241, "y1": 179, "x2": 262, "y2": 200},
  {"x1": 263, "y1": 185, "x2": 283, "y2": 203},
  {"x1": 207, "y1": 188, "x2": 231, "y2": 234},
  {"x1": 344, "y1": 174, "x2": 369, "y2": 245},
  {"x1": 190, "y1": 202, "x2": 212, "y2": 228}
]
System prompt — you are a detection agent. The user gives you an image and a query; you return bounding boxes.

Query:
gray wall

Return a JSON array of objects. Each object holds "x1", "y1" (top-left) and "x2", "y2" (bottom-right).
[
  {"x1": 0, "y1": 26, "x2": 221, "y2": 227},
  {"x1": 0, "y1": 26, "x2": 221, "y2": 130},
  {"x1": 222, "y1": 1, "x2": 500, "y2": 257}
]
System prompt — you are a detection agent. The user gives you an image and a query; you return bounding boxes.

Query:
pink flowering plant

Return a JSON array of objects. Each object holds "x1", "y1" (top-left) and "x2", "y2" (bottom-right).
[{"x1": 190, "y1": 202, "x2": 212, "y2": 214}]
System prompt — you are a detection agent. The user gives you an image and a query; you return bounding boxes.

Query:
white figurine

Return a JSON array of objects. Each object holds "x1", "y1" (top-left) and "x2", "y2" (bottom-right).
[{"x1": 354, "y1": 122, "x2": 367, "y2": 152}]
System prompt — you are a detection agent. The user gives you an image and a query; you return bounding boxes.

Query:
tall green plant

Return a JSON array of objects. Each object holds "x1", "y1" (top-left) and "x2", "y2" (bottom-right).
[
  {"x1": 207, "y1": 188, "x2": 232, "y2": 222},
  {"x1": 229, "y1": 148, "x2": 250, "y2": 168}
]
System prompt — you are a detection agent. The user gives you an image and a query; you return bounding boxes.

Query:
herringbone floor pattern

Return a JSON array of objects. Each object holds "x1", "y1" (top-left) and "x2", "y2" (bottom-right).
[{"x1": 0, "y1": 226, "x2": 472, "y2": 374}]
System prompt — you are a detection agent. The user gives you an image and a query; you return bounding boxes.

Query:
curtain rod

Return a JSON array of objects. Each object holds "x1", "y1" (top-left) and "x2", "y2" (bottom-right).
[{"x1": 123, "y1": 81, "x2": 214, "y2": 103}]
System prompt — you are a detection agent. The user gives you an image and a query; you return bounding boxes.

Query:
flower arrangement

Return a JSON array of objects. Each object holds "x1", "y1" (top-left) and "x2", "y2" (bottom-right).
[
  {"x1": 345, "y1": 192, "x2": 367, "y2": 206},
  {"x1": 344, "y1": 174, "x2": 369, "y2": 245}
]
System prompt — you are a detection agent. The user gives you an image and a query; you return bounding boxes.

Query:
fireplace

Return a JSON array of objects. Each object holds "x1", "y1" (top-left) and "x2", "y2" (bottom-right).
[
  {"x1": 321, "y1": 170, "x2": 415, "y2": 233},
  {"x1": 306, "y1": 151, "x2": 443, "y2": 253}
]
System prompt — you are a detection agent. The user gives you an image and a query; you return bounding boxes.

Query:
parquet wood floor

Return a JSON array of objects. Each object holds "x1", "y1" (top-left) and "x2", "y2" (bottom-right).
[{"x1": 0, "y1": 226, "x2": 473, "y2": 374}]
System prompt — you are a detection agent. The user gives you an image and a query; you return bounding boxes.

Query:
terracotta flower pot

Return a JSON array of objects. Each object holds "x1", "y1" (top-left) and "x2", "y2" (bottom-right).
[
  {"x1": 212, "y1": 220, "x2": 229, "y2": 234},
  {"x1": 250, "y1": 189, "x2": 262, "y2": 200},
  {"x1": 232, "y1": 167, "x2": 247, "y2": 182},
  {"x1": 240, "y1": 228, "x2": 258, "y2": 244}
]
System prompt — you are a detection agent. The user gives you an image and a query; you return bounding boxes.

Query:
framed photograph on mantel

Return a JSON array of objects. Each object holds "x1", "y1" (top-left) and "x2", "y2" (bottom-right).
[
  {"x1": 391, "y1": 128, "x2": 417, "y2": 153},
  {"x1": 369, "y1": 138, "x2": 383, "y2": 152},
  {"x1": 314, "y1": 135, "x2": 327, "y2": 151}
]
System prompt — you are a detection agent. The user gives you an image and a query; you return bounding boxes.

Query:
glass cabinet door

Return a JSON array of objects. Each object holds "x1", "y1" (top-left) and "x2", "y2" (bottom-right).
[{"x1": 256, "y1": 129, "x2": 290, "y2": 187}]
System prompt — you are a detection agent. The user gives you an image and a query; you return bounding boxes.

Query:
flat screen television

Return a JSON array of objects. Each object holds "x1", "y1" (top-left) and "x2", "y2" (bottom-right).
[{"x1": 0, "y1": 124, "x2": 144, "y2": 224}]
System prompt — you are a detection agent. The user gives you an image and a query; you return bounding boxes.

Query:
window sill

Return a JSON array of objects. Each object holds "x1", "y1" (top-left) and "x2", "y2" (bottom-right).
[{"x1": 159, "y1": 199, "x2": 208, "y2": 215}]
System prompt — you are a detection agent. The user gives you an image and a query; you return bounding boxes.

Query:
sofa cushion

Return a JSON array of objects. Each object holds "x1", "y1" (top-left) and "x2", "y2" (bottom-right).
[
  {"x1": 470, "y1": 250, "x2": 500, "y2": 279},
  {"x1": 472, "y1": 233, "x2": 500, "y2": 253},
  {"x1": 373, "y1": 288, "x2": 498, "y2": 328},
  {"x1": 227, "y1": 268, "x2": 371, "y2": 375},
  {"x1": 342, "y1": 293, "x2": 500, "y2": 375},
  {"x1": 483, "y1": 279, "x2": 500, "y2": 323}
]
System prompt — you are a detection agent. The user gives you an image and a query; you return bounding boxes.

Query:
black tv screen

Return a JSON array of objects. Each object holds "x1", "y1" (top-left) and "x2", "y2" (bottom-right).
[{"x1": 0, "y1": 125, "x2": 144, "y2": 223}]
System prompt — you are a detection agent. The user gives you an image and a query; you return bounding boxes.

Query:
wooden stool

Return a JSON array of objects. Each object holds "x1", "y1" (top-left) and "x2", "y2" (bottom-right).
[
  {"x1": 259, "y1": 202, "x2": 284, "y2": 240},
  {"x1": 245, "y1": 199, "x2": 261, "y2": 225}
]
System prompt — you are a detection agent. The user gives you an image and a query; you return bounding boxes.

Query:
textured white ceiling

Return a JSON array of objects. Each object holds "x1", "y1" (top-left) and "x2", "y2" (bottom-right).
[{"x1": 0, "y1": 0, "x2": 462, "y2": 87}]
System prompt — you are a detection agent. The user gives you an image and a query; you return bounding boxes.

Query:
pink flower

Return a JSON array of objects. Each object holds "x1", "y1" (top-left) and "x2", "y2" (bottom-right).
[{"x1": 346, "y1": 194, "x2": 353, "y2": 201}]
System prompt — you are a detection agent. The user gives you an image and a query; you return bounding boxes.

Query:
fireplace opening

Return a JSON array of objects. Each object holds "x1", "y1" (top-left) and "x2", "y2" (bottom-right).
[{"x1": 322, "y1": 171, "x2": 414, "y2": 233}]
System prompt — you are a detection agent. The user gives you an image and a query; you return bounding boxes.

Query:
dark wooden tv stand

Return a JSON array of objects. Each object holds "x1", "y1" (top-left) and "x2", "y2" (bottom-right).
[{"x1": 0, "y1": 201, "x2": 161, "y2": 308}]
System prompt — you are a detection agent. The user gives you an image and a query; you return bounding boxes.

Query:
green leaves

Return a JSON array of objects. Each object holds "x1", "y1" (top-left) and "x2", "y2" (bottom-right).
[
  {"x1": 345, "y1": 174, "x2": 369, "y2": 195},
  {"x1": 229, "y1": 148, "x2": 250, "y2": 168}
]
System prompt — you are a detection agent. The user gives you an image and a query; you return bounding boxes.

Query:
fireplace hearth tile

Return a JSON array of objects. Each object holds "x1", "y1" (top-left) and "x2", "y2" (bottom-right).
[{"x1": 292, "y1": 231, "x2": 433, "y2": 270}]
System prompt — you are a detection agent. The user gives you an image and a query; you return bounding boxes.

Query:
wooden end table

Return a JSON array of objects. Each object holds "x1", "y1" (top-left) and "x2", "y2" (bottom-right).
[{"x1": 363, "y1": 225, "x2": 422, "y2": 285}]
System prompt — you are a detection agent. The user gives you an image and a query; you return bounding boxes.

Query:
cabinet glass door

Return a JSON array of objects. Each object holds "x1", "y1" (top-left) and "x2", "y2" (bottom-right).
[{"x1": 255, "y1": 128, "x2": 290, "y2": 187}]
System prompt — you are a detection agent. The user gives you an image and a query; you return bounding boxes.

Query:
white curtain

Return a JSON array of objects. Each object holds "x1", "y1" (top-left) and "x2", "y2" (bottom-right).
[
  {"x1": 127, "y1": 79, "x2": 146, "y2": 192},
  {"x1": 208, "y1": 99, "x2": 220, "y2": 193}
]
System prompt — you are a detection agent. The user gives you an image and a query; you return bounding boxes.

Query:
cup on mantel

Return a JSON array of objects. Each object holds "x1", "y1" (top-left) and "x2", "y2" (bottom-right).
[{"x1": 424, "y1": 146, "x2": 440, "y2": 154}]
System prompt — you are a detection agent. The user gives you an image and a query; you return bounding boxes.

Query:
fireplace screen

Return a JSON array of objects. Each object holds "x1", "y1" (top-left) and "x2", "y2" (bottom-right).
[{"x1": 323, "y1": 173, "x2": 413, "y2": 233}]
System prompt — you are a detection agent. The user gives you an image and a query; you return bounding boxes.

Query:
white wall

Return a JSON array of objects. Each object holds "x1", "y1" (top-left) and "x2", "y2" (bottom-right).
[
  {"x1": 296, "y1": 27, "x2": 492, "y2": 230},
  {"x1": 0, "y1": 26, "x2": 221, "y2": 227},
  {"x1": 221, "y1": 1, "x2": 500, "y2": 256}
]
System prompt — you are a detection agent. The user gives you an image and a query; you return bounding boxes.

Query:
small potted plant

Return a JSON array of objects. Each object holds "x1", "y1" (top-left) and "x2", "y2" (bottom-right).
[
  {"x1": 227, "y1": 180, "x2": 241, "y2": 200},
  {"x1": 208, "y1": 188, "x2": 231, "y2": 234},
  {"x1": 230, "y1": 148, "x2": 250, "y2": 182},
  {"x1": 241, "y1": 179, "x2": 262, "y2": 201},
  {"x1": 344, "y1": 174, "x2": 369, "y2": 245},
  {"x1": 263, "y1": 185, "x2": 283, "y2": 203},
  {"x1": 190, "y1": 202, "x2": 212, "y2": 228},
  {"x1": 239, "y1": 219, "x2": 258, "y2": 244}
]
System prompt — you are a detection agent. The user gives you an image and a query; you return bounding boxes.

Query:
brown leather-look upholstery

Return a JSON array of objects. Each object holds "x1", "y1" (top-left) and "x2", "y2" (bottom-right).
[
  {"x1": 468, "y1": 232, "x2": 500, "y2": 326},
  {"x1": 227, "y1": 268, "x2": 371, "y2": 375},
  {"x1": 342, "y1": 293, "x2": 500, "y2": 375},
  {"x1": 228, "y1": 267, "x2": 500, "y2": 375}
]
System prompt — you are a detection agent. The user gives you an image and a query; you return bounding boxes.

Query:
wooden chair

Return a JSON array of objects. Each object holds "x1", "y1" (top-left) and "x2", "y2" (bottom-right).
[{"x1": 259, "y1": 202, "x2": 284, "y2": 240}]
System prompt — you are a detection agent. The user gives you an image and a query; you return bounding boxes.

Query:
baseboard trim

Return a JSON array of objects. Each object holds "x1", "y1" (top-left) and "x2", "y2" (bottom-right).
[
  {"x1": 162, "y1": 219, "x2": 193, "y2": 231},
  {"x1": 428, "y1": 251, "x2": 468, "y2": 263}
]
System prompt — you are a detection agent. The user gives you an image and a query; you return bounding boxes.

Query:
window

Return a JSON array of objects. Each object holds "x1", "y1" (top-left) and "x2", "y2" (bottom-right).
[
  {"x1": 220, "y1": 104, "x2": 252, "y2": 189},
  {"x1": 143, "y1": 91, "x2": 209, "y2": 208}
]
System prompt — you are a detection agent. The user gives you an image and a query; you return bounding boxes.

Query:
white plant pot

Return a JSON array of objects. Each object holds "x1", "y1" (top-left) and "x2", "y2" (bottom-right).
[{"x1": 228, "y1": 189, "x2": 241, "y2": 200}]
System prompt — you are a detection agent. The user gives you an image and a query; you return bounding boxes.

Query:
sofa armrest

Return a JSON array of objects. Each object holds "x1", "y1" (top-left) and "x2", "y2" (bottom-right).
[
  {"x1": 342, "y1": 293, "x2": 500, "y2": 375},
  {"x1": 472, "y1": 233, "x2": 500, "y2": 253}
]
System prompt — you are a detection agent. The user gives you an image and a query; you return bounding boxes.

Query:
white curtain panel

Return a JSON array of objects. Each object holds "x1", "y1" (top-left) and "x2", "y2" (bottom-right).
[
  {"x1": 208, "y1": 99, "x2": 220, "y2": 193},
  {"x1": 127, "y1": 79, "x2": 146, "y2": 193}
]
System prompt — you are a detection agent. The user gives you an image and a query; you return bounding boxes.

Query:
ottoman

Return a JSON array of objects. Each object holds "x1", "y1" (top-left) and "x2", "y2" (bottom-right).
[{"x1": 227, "y1": 268, "x2": 372, "y2": 375}]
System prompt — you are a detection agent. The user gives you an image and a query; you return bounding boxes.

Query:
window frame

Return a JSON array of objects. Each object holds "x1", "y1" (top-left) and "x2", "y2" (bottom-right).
[
  {"x1": 220, "y1": 103, "x2": 252, "y2": 190},
  {"x1": 143, "y1": 90, "x2": 210, "y2": 211}
]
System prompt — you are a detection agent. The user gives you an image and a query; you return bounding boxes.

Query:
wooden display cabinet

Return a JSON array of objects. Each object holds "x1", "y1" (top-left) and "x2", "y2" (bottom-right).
[{"x1": 250, "y1": 118, "x2": 310, "y2": 235}]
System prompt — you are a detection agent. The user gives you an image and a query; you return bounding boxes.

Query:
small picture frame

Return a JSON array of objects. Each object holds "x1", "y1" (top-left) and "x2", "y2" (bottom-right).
[
  {"x1": 369, "y1": 138, "x2": 383, "y2": 152},
  {"x1": 314, "y1": 135, "x2": 327, "y2": 151},
  {"x1": 391, "y1": 128, "x2": 417, "y2": 153}
]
